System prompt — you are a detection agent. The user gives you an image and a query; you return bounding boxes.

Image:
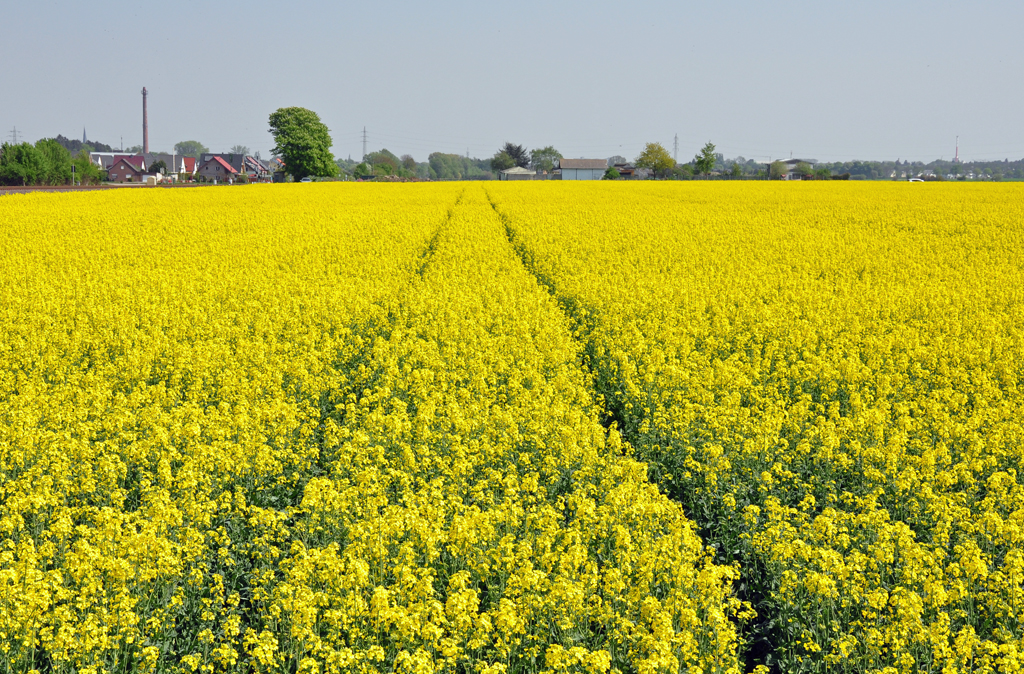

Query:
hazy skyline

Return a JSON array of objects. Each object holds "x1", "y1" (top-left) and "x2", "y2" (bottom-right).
[{"x1": 4, "y1": 1, "x2": 1023, "y2": 164}]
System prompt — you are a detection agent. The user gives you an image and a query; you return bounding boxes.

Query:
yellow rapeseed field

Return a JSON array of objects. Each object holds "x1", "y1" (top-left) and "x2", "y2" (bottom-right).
[
  {"x1": 0, "y1": 185, "x2": 739, "y2": 674},
  {"x1": 1, "y1": 181, "x2": 1022, "y2": 674},
  {"x1": 488, "y1": 181, "x2": 1024, "y2": 674}
]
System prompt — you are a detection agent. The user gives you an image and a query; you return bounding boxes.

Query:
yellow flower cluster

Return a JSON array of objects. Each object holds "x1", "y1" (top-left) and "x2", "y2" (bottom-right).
[
  {"x1": 0, "y1": 184, "x2": 741, "y2": 673},
  {"x1": 487, "y1": 181, "x2": 1024, "y2": 674}
]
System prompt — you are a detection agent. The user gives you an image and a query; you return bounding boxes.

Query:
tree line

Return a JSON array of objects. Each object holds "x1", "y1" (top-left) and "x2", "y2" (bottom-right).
[
  {"x1": 0, "y1": 140, "x2": 103, "y2": 186},
  {"x1": 10, "y1": 105, "x2": 1024, "y2": 185}
]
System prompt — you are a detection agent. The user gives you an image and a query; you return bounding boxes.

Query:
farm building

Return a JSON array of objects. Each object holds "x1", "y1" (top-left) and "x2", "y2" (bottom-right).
[
  {"x1": 778, "y1": 158, "x2": 818, "y2": 180},
  {"x1": 559, "y1": 158, "x2": 607, "y2": 180},
  {"x1": 498, "y1": 166, "x2": 536, "y2": 181}
]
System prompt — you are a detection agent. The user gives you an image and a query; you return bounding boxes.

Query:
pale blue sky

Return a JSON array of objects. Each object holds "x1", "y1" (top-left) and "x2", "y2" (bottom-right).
[{"x1": 3, "y1": 1, "x2": 1022, "y2": 163}]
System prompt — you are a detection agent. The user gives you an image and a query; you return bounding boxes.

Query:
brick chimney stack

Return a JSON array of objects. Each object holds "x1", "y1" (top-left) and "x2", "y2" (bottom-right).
[{"x1": 142, "y1": 87, "x2": 149, "y2": 154}]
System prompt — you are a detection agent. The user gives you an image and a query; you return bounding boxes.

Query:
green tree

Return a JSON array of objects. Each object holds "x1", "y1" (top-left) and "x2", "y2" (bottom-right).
[
  {"x1": 430, "y1": 153, "x2": 466, "y2": 180},
  {"x1": 500, "y1": 142, "x2": 529, "y2": 168},
  {"x1": 0, "y1": 142, "x2": 46, "y2": 185},
  {"x1": 603, "y1": 166, "x2": 620, "y2": 180},
  {"x1": 353, "y1": 162, "x2": 372, "y2": 179},
  {"x1": 229, "y1": 145, "x2": 249, "y2": 156},
  {"x1": 794, "y1": 161, "x2": 812, "y2": 179},
  {"x1": 149, "y1": 160, "x2": 168, "y2": 175},
  {"x1": 769, "y1": 160, "x2": 787, "y2": 180},
  {"x1": 693, "y1": 141, "x2": 716, "y2": 177},
  {"x1": 635, "y1": 142, "x2": 674, "y2": 178},
  {"x1": 175, "y1": 140, "x2": 209, "y2": 159},
  {"x1": 730, "y1": 163, "x2": 743, "y2": 178},
  {"x1": 490, "y1": 151, "x2": 515, "y2": 173},
  {"x1": 530, "y1": 146, "x2": 562, "y2": 172},
  {"x1": 401, "y1": 154, "x2": 417, "y2": 171},
  {"x1": 814, "y1": 167, "x2": 831, "y2": 180},
  {"x1": 366, "y1": 149, "x2": 401, "y2": 175},
  {"x1": 35, "y1": 139, "x2": 73, "y2": 185},
  {"x1": 73, "y1": 150, "x2": 103, "y2": 185},
  {"x1": 268, "y1": 107, "x2": 338, "y2": 181}
]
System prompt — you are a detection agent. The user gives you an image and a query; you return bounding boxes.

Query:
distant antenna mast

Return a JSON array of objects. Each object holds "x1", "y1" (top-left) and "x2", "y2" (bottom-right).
[
  {"x1": 954, "y1": 136, "x2": 960, "y2": 163},
  {"x1": 362, "y1": 126, "x2": 368, "y2": 161},
  {"x1": 673, "y1": 133, "x2": 679, "y2": 163}
]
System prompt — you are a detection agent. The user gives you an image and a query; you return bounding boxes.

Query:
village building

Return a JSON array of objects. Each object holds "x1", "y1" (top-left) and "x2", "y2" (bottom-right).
[
  {"x1": 559, "y1": 158, "x2": 607, "y2": 180},
  {"x1": 89, "y1": 152, "x2": 121, "y2": 169},
  {"x1": 107, "y1": 156, "x2": 145, "y2": 183},
  {"x1": 196, "y1": 156, "x2": 239, "y2": 183},
  {"x1": 498, "y1": 166, "x2": 536, "y2": 181},
  {"x1": 777, "y1": 158, "x2": 817, "y2": 180},
  {"x1": 243, "y1": 156, "x2": 270, "y2": 180},
  {"x1": 612, "y1": 163, "x2": 637, "y2": 179},
  {"x1": 200, "y1": 153, "x2": 270, "y2": 181},
  {"x1": 141, "y1": 153, "x2": 198, "y2": 178}
]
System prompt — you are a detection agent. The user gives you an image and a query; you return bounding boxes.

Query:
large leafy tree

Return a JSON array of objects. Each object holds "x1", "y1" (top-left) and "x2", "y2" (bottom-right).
[
  {"x1": 353, "y1": 162, "x2": 372, "y2": 179},
  {"x1": 693, "y1": 141, "x2": 716, "y2": 177},
  {"x1": 530, "y1": 146, "x2": 562, "y2": 172},
  {"x1": 430, "y1": 152, "x2": 466, "y2": 180},
  {"x1": 500, "y1": 142, "x2": 529, "y2": 168},
  {"x1": 635, "y1": 142, "x2": 674, "y2": 178},
  {"x1": 35, "y1": 139, "x2": 73, "y2": 185},
  {"x1": 228, "y1": 145, "x2": 249, "y2": 156},
  {"x1": 490, "y1": 151, "x2": 515, "y2": 173},
  {"x1": 0, "y1": 142, "x2": 46, "y2": 185},
  {"x1": 174, "y1": 140, "x2": 209, "y2": 158},
  {"x1": 268, "y1": 107, "x2": 338, "y2": 180},
  {"x1": 366, "y1": 148, "x2": 401, "y2": 175}
]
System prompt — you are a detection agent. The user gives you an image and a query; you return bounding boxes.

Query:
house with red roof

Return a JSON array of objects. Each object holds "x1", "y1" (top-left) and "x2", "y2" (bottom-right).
[
  {"x1": 196, "y1": 155, "x2": 239, "y2": 183},
  {"x1": 198, "y1": 153, "x2": 270, "y2": 181},
  {"x1": 108, "y1": 155, "x2": 146, "y2": 183}
]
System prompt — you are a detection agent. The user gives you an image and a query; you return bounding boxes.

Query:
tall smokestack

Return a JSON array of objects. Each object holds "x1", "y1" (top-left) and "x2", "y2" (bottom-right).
[{"x1": 142, "y1": 87, "x2": 149, "y2": 154}]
